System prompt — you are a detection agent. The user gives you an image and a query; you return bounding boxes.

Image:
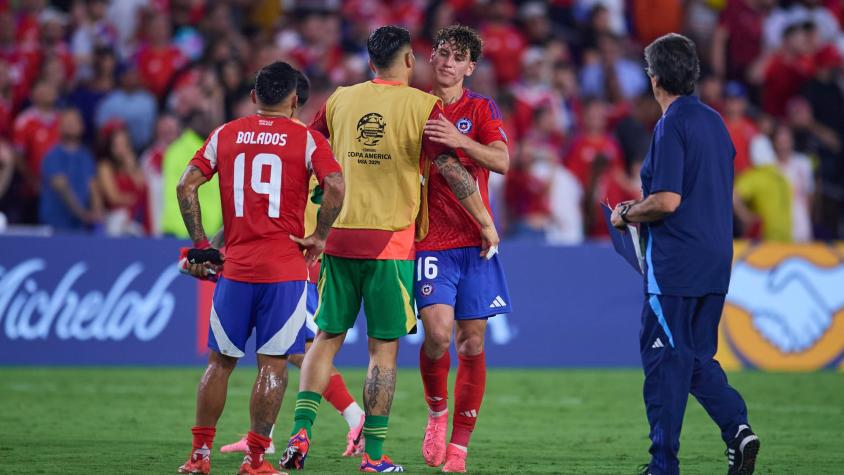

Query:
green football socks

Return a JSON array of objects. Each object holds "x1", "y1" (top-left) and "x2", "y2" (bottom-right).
[
  {"x1": 292, "y1": 391, "x2": 321, "y2": 438},
  {"x1": 362, "y1": 415, "x2": 389, "y2": 459}
]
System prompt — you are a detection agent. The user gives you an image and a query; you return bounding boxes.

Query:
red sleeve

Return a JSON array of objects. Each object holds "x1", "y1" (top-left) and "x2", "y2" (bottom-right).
[
  {"x1": 307, "y1": 129, "x2": 341, "y2": 185},
  {"x1": 188, "y1": 125, "x2": 223, "y2": 179},
  {"x1": 308, "y1": 103, "x2": 329, "y2": 137},
  {"x1": 422, "y1": 102, "x2": 451, "y2": 159},
  {"x1": 476, "y1": 98, "x2": 508, "y2": 145}
]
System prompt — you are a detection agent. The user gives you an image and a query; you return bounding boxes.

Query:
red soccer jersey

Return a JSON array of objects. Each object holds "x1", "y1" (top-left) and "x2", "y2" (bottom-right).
[
  {"x1": 0, "y1": 45, "x2": 40, "y2": 108},
  {"x1": 762, "y1": 53, "x2": 814, "y2": 117},
  {"x1": 417, "y1": 89, "x2": 508, "y2": 251},
  {"x1": 136, "y1": 45, "x2": 187, "y2": 99},
  {"x1": 480, "y1": 24, "x2": 527, "y2": 86},
  {"x1": 189, "y1": 114, "x2": 341, "y2": 283},
  {"x1": 563, "y1": 133, "x2": 624, "y2": 188},
  {"x1": 12, "y1": 108, "x2": 59, "y2": 179},
  {"x1": 564, "y1": 133, "x2": 635, "y2": 237},
  {"x1": 725, "y1": 116, "x2": 757, "y2": 174}
]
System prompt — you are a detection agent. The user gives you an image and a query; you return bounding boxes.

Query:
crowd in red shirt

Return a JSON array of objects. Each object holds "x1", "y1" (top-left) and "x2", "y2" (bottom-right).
[{"x1": 0, "y1": 0, "x2": 842, "y2": 241}]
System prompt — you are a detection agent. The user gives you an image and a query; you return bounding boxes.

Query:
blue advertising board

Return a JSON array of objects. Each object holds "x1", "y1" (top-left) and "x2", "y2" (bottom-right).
[
  {"x1": 0, "y1": 235, "x2": 206, "y2": 365},
  {"x1": 0, "y1": 236, "x2": 644, "y2": 367}
]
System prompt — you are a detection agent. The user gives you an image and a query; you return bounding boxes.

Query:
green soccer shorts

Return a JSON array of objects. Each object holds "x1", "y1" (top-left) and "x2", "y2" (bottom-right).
[{"x1": 314, "y1": 255, "x2": 417, "y2": 339}]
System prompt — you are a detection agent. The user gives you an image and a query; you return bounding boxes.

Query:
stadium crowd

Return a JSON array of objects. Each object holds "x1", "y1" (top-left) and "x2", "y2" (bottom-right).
[{"x1": 0, "y1": 0, "x2": 843, "y2": 243}]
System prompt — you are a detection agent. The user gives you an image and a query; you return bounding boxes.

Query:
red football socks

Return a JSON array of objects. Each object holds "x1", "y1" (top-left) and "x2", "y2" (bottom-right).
[
  {"x1": 323, "y1": 373, "x2": 355, "y2": 413},
  {"x1": 451, "y1": 352, "x2": 486, "y2": 447},
  {"x1": 420, "y1": 346, "x2": 450, "y2": 414},
  {"x1": 191, "y1": 425, "x2": 216, "y2": 459},
  {"x1": 246, "y1": 431, "x2": 272, "y2": 468}
]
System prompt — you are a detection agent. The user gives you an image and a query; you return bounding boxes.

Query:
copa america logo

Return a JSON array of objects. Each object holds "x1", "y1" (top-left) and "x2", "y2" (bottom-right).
[
  {"x1": 356, "y1": 112, "x2": 387, "y2": 146},
  {"x1": 456, "y1": 118, "x2": 472, "y2": 134},
  {"x1": 421, "y1": 283, "x2": 433, "y2": 296}
]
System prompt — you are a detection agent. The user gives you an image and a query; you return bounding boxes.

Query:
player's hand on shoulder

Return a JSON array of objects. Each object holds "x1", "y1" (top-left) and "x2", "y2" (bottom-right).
[
  {"x1": 479, "y1": 222, "x2": 500, "y2": 260},
  {"x1": 424, "y1": 115, "x2": 467, "y2": 149},
  {"x1": 290, "y1": 234, "x2": 325, "y2": 266}
]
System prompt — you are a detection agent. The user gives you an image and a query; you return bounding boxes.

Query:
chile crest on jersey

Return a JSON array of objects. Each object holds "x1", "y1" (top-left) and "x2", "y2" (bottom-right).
[{"x1": 456, "y1": 117, "x2": 473, "y2": 134}]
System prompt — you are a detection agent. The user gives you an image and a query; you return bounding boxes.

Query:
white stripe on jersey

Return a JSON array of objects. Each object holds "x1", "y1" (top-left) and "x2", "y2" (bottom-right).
[
  {"x1": 204, "y1": 125, "x2": 225, "y2": 169},
  {"x1": 305, "y1": 131, "x2": 316, "y2": 173}
]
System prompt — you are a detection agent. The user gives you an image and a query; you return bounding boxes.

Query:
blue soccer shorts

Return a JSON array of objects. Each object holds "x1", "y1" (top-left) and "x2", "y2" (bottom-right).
[
  {"x1": 414, "y1": 246, "x2": 512, "y2": 320},
  {"x1": 209, "y1": 277, "x2": 308, "y2": 357},
  {"x1": 304, "y1": 281, "x2": 319, "y2": 341}
]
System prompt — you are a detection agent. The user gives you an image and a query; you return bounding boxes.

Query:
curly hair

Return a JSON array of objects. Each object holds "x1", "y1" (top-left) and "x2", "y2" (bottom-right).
[
  {"x1": 434, "y1": 25, "x2": 483, "y2": 62},
  {"x1": 644, "y1": 33, "x2": 700, "y2": 96}
]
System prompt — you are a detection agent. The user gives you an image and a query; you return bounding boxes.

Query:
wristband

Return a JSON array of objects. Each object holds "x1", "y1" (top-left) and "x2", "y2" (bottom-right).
[
  {"x1": 620, "y1": 204, "x2": 633, "y2": 224},
  {"x1": 187, "y1": 248, "x2": 224, "y2": 265},
  {"x1": 194, "y1": 238, "x2": 211, "y2": 249}
]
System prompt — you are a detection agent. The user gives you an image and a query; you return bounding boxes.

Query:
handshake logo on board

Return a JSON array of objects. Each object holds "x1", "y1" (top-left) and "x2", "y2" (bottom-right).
[
  {"x1": 0, "y1": 259, "x2": 180, "y2": 342},
  {"x1": 724, "y1": 244, "x2": 844, "y2": 370}
]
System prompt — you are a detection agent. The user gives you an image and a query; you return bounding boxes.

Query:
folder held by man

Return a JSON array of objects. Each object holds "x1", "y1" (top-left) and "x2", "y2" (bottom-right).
[{"x1": 602, "y1": 203, "x2": 644, "y2": 275}]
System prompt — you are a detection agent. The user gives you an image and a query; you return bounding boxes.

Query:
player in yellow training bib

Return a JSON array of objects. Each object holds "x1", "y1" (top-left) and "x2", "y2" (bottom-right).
[{"x1": 279, "y1": 26, "x2": 500, "y2": 473}]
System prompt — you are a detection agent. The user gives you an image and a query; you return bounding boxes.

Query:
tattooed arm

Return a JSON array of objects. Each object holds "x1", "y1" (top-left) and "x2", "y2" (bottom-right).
[
  {"x1": 176, "y1": 165, "x2": 210, "y2": 245},
  {"x1": 290, "y1": 171, "x2": 344, "y2": 264},
  {"x1": 314, "y1": 172, "x2": 344, "y2": 240},
  {"x1": 434, "y1": 153, "x2": 500, "y2": 257}
]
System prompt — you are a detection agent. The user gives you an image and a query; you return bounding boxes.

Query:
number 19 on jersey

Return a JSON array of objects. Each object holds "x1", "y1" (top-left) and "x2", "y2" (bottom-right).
[{"x1": 233, "y1": 152, "x2": 283, "y2": 218}]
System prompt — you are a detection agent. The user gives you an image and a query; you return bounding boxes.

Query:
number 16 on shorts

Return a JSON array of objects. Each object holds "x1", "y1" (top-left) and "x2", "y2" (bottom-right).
[
  {"x1": 413, "y1": 247, "x2": 513, "y2": 320},
  {"x1": 417, "y1": 256, "x2": 438, "y2": 281}
]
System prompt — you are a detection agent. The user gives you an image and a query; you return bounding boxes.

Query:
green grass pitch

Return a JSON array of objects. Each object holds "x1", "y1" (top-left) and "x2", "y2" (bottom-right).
[{"x1": 0, "y1": 367, "x2": 842, "y2": 474}]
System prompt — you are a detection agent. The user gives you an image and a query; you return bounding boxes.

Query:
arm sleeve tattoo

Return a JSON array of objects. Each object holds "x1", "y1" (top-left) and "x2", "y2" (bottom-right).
[
  {"x1": 314, "y1": 171, "x2": 344, "y2": 240},
  {"x1": 434, "y1": 154, "x2": 477, "y2": 200},
  {"x1": 177, "y1": 165, "x2": 208, "y2": 244}
]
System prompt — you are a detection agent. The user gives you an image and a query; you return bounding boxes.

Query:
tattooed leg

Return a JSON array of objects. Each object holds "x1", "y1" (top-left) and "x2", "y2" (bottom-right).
[
  {"x1": 250, "y1": 354, "x2": 289, "y2": 436},
  {"x1": 364, "y1": 338, "x2": 399, "y2": 416}
]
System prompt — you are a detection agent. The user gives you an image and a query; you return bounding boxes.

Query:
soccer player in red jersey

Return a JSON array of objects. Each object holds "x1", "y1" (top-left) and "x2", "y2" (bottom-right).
[
  {"x1": 416, "y1": 26, "x2": 512, "y2": 473},
  {"x1": 175, "y1": 61, "x2": 344, "y2": 475},
  {"x1": 201, "y1": 69, "x2": 366, "y2": 459}
]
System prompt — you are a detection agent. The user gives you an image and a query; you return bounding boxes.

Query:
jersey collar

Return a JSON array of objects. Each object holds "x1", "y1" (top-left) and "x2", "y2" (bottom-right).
[
  {"x1": 666, "y1": 94, "x2": 699, "y2": 115},
  {"x1": 372, "y1": 78, "x2": 403, "y2": 86},
  {"x1": 442, "y1": 88, "x2": 468, "y2": 111}
]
